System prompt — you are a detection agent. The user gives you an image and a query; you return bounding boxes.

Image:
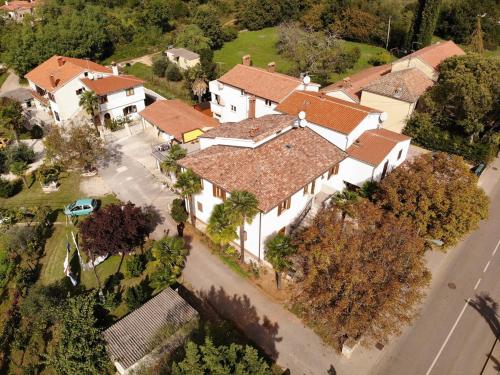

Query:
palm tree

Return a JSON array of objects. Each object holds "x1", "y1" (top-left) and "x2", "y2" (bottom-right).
[
  {"x1": 331, "y1": 190, "x2": 359, "y2": 223},
  {"x1": 174, "y1": 169, "x2": 202, "y2": 226},
  {"x1": 224, "y1": 190, "x2": 259, "y2": 263},
  {"x1": 191, "y1": 77, "x2": 208, "y2": 103},
  {"x1": 0, "y1": 97, "x2": 24, "y2": 144},
  {"x1": 151, "y1": 236, "x2": 188, "y2": 289},
  {"x1": 265, "y1": 233, "x2": 297, "y2": 290},
  {"x1": 161, "y1": 144, "x2": 187, "y2": 178},
  {"x1": 10, "y1": 161, "x2": 29, "y2": 188},
  {"x1": 207, "y1": 203, "x2": 237, "y2": 251},
  {"x1": 79, "y1": 91, "x2": 100, "y2": 133}
]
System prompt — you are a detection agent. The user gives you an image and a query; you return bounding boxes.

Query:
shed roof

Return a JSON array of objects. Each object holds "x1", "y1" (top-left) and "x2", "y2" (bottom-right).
[
  {"x1": 139, "y1": 99, "x2": 218, "y2": 142},
  {"x1": 0, "y1": 88, "x2": 33, "y2": 102},
  {"x1": 397, "y1": 40, "x2": 465, "y2": 70},
  {"x1": 103, "y1": 288, "x2": 198, "y2": 371},
  {"x1": 166, "y1": 48, "x2": 200, "y2": 61}
]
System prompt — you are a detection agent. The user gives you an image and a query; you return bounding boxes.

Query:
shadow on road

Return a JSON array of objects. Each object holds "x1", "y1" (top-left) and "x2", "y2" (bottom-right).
[
  {"x1": 469, "y1": 293, "x2": 499, "y2": 338},
  {"x1": 100, "y1": 142, "x2": 123, "y2": 168},
  {"x1": 190, "y1": 285, "x2": 283, "y2": 361}
]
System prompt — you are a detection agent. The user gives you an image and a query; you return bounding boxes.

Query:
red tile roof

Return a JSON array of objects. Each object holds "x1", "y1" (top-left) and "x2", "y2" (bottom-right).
[
  {"x1": 347, "y1": 128, "x2": 410, "y2": 166},
  {"x1": 362, "y1": 68, "x2": 434, "y2": 103},
  {"x1": 321, "y1": 64, "x2": 392, "y2": 101},
  {"x1": 276, "y1": 91, "x2": 379, "y2": 135},
  {"x1": 202, "y1": 114, "x2": 296, "y2": 142},
  {"x1": 139, "y1": 100, "x2": 218, "y2": 142},
  {"x1": 1, "y1": 0, "x2": 38, "y2": 11},
  {"x1": 25, "y1": 55, "x2": 112, "y2": 92},
  {"x1": 81, "y1": 75, "x2": 144, "y2": 95},
  {"x1": 179, "y1": 127, "x2": 347, "y2": 212},
  {"x1": 217, "y1": 64, "x2": 307, "y2": 103},
  {"x1": 397, "y1": 40, "x2": 465, "y2": 70}
]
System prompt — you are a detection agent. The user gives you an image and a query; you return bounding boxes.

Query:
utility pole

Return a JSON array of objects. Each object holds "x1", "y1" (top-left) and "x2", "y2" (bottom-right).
[{"x1": 386, "y1": 16, "x2": 392, "y2": 50}]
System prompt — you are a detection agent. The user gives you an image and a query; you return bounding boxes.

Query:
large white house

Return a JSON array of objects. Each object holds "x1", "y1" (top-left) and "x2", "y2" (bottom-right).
[
  {"x1": 25, "y1": 55, "x2": 146, "y2": 125},
  {"x1": 322, "y1": 41, "x2": 465, "y2": 133},
  {"x1": 179, "y1": 92, "x2": 410, "y2": 262},
  {"x1": 209, "y1": 55, "x2": 320, "y2": 123}
]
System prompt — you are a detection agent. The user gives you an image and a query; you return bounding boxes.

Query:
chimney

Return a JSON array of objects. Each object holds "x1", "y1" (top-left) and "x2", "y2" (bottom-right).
[
  {"x1": 267, "y1": 62, "x2": 276, "y2": 73},
  {"x1": 49, "y1": 74, "x2": 56, "y2": 87},
  {"x1": 57, "y1": 57, "x2": 65, "y2": 67},
  {"x1": 111, "y1": 61, "x2": 119, "y2": 76},
  {"x1": 343, "y1": 77, "x2": 351, "y2": 88},
  {"x1": 242, "y1": 55, "x2": 251, "y2": 66},
  {"x1": 248, "y1": 96, "x2": 256, "y2": 119}
]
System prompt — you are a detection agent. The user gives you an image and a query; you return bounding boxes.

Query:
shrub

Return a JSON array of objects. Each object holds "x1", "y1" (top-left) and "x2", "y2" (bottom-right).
[
  {"x1": 125, "y1": 281, "x2": 151, "y2": 310},
  {"x1": 222, "y1": 25, "x2": 238, "y2": 42},
  {"x1": 152, "y1": 57, "x2": 168, "y2": 77},
  {"x1": 333, "y1": 46, "x2": 361, "y2": 73},
  {"x1": 0, "y1": 177, "x2": 21, "y2": 198},
  {"x1": 368, "y1": 51, "x2": 392, "y2": 66},
  {"x1": 30, "y1": 125, "x2": 43, "y2": 139},
  {"x1": 37, "y1": 164, "x2": 61, "y2": 185},
  {"x1": 170, "y1": 198, "x2": 188, "y2": 223},
  {"x1": 166, "y1": 64, "x2": 182, "y2": 81},
  {"x1": 5, "y1": 143, "x2": 35, "y2": 164},
  {"x1": 126, "y1": 253, "x2": 146, "y2": 278},
  {"x1": 0, "y1": 150, "x2": 7, "y2": 174}
]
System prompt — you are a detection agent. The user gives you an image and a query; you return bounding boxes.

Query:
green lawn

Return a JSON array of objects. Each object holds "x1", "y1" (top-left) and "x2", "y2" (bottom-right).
[
  {"x1": 214, "y1": 27, "x2": 295, "y2": 75},
  {"x1": 124, "y1": 63, "x2": 192, "y2": 102},
  {"x1": 214, "y1": 27, "x2": 394, "y2": 84}
]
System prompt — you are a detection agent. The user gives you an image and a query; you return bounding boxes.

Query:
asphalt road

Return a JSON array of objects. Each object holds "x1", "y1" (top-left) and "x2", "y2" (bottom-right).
[{"x1": 371, "y1": 160, "x2": 500, "y2": 375}]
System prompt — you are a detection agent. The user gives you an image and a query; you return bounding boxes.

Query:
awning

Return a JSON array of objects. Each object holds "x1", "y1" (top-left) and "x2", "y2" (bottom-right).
[{"x1": 183, "y1": 129, "x2": 204, "y2": 143}]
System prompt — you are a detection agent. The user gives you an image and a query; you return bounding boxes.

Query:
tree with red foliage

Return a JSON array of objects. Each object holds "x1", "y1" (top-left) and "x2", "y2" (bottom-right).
[{"x1": 79, "y1": 202, "x2": 153, "y2": 275}]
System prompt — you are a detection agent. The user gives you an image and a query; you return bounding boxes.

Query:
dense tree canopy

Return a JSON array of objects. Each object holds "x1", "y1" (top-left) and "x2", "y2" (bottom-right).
[
  {"x1": 375, "y1": 152, "x2": 489, "y2": 247},
  {"x1": 407, "y1": 0, "x2": 442, "y2": 48},
  {"x1": 172, "y1": 337, "x2": 272, "y2": 375},
  {"x1": 293, "y1": 200, "x2": 430, "y2": 349}
]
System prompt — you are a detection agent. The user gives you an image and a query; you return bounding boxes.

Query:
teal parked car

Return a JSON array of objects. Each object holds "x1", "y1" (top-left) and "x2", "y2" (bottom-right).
[{"x1": 64, "y1": 198, "x2": 98, "y2": 217}]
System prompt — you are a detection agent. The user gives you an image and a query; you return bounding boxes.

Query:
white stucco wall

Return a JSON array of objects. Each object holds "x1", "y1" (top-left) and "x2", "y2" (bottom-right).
[
  {"x1": 360, "y1": 91, "x2": 414, "y2": 134},
  {"x1": 52, "y1": 75, "x2": 89, "y2": 122},
  {"x1": 346, "y1": 113, "x2": 381, "y2": 147},
  {"x1": 372, "y1": 139, "x2": 410, "y2": 181},
  {"x1": 166, "y1": 53, "x2": 200, "y2": 70},
  {"x1": 98, "y1": 85, "x2": 146, "y2": 123}
]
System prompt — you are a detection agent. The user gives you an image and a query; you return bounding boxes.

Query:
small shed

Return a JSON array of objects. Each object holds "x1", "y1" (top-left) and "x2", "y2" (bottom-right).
[
  {"x1": 165, "y1": 47, "x2": 200, "y2": 70},
  {"x1": 140, "y1": 99, "x2": 218, "y2": 143},
  {"x1": 103, "y1": 288, "x2": 199, "y2": 375},
  {"x1": 0, "y1": 88, "x2": 34, "y2": 109}
]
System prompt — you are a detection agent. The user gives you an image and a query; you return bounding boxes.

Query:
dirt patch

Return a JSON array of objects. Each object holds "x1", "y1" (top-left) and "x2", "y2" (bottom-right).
[{"x1": 80, "y1": 175, "x2": 112, "y2": 196}]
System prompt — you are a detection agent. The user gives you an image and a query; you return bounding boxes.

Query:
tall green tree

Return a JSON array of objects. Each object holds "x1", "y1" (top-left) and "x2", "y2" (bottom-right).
[
  {"x1": 151, "y1": 236, "x2": 188, "y2": 288},
  {"x1": 9, "y1": 161, "x2": 29, "y2": 188},
  {"x1": 0, "y1": 97, "x2": 24, "y2": 144},
  {"x1": 78, "y1": 91, "x2": 100, "y2": 133},
  {"x1": 47, "y1": 292, "x2": 109, "y2": 374},
  {"x1": 174, "y1": 169, "x2": 202, "y2": 226},
  {"x1": 224, "y1": 190, "x2": 259, "y2": 263},
  {"x1": 265, "y1": 234, "x2": 296, "y2": 289},
  {"x1": 172, "y1": 337, "x2": 272, "y2": 375},
  {"x1": 162, "y1": 144, "x2": 187, "y2": 177},
  {"x1": 206, "y1": 203, "x2": 237, "y2": 251},
  {"x1": 192, "y1": 4, "x2": 224, "y2": 49},
  {"x1": 407, "y1": 0, "x2": 442, "y2": 48}
]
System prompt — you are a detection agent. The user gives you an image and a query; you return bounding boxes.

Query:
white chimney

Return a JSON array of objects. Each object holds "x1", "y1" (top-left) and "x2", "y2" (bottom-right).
[{"x1": 111, "y1": 61, "x2": 118, "y2": 76}]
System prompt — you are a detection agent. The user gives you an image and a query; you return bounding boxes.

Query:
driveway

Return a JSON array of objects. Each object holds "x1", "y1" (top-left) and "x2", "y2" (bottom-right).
[
  {"x1": 96, "y1": 129, "x2": 361, "y2": 374},
  {"x1": 0, "y1": 71, "x2": 23, "y2": 95}
]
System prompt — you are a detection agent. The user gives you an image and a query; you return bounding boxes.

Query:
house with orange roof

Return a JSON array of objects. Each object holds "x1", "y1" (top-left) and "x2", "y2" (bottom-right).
[
  {"x1": 1, "y1": 0, "x2": 40, "y2": 22},
  {"x1": 322, "y1": 40, "x2": 465, "y2": 133},
  {"x1": 178, "y1": 93, "x2": 410, "y2": 261},
  {"x1": 25, "y1": 55, "x2": 145, "y2": 125},
  {"x1": 208, "y1": 55, "x2": 320, "y2": 123}
]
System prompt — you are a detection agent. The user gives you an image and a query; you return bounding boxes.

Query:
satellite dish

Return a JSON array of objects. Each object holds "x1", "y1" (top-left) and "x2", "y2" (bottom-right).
[
  {"x1": 298, "y1": 111, "x2": 306, "y2": 120},
  {"x1": 379, "y1": 112, "x2": 388, "y2": 122},
  {"x1": 303, "y1": 75, "x2": 311, "y2": 85}
]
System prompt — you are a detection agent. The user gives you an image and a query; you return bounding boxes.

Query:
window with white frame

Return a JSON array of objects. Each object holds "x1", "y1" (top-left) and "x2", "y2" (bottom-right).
[{"x1": 230, "y1": 105, "x2": 236, "y2": 112}]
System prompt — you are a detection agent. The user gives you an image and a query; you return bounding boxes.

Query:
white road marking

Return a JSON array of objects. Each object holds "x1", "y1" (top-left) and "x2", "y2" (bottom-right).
[
  {"x1": 474, "y1": 278, "x2": 481, "y2": 290},
  {"x1": 116, "y1": 166, "x2": 128, "y2": 173},
  {"x1": 492, "y1": 240, "x2": 500, "y2": 256},
  {"x1": 425, "y1": 299, "x2": 470, "y2": 375},
  {"x1": 483, "y1": 261, "x2": 491, "y2": 273},
  {"x1": 126, "y1": 176, "x2": 134, "y2": 181}
]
